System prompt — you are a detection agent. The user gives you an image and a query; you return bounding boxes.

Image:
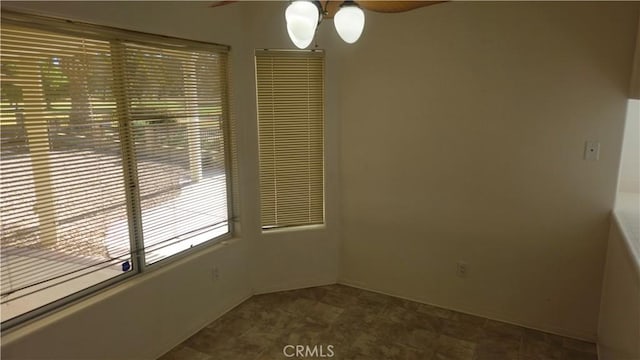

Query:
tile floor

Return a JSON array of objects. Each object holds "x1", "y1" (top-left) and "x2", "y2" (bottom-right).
[{"x1": 159, "y1": 284, "x2": 598, "y2": 360}]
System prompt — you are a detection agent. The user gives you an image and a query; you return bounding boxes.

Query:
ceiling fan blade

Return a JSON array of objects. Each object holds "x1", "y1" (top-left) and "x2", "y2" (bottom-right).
[
  {"x1": 356, "y1": 1, "x2": 445, "y2": 13},
  {"x1": 209, "y1": 1, "x2": 444, "y2": 18},
  {"x1": 209, "y1": 1, "x2": 236, "y2": 8}
]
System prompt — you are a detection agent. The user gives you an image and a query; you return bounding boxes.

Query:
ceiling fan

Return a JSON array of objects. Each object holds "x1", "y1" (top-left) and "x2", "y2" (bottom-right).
[
  {"x1": 211, "y1": 1, "x2": 445, "y2": 48},
  {"x1": 320, "y1": 1, "x2": 444, "y2": 18}
]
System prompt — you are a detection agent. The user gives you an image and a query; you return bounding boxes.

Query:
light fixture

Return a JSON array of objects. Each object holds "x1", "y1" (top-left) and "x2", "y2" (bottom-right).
[
  {"x1": 285, "y1": 0, "x2": 366, "y2": 48},
  {"x1": 285, "y1": 0, "x2": 321, "y2": 49},
  {"x1": 333, "y1": 1, "x2": 365, "y2": 44}
]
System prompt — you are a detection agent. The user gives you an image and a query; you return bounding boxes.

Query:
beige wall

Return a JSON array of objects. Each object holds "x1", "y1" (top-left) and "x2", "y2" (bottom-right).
[
  {"x1": 338, "y1": 1, "x2": 640, "y2": 340},
  {"x1": 598, "y1": 216, "x2": 640, "y2": 360},
  {"x1": 0, "y1": 1, "x2": 340, "y2": 358}
]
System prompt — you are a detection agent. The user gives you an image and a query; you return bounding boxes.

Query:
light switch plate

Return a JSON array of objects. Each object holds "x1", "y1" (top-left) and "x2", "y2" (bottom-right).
[{"x1": 584, "y1": 141, "x2": 600, "y2": 161}]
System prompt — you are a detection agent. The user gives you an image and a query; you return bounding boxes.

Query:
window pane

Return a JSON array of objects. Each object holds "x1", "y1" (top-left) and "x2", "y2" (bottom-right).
[
  {"x1": 1, "y1": 25, "x2": 131, "y2": 323},
  {"x1": 122, "y1": 43, "x2": 230, "y2": 264}
]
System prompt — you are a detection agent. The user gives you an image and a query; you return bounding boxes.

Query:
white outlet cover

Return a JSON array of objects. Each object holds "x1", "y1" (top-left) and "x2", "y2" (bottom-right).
[
  {"x1": 584, "y1": 141, "x2": 600, "y2": 161},
  {"x1": 456, "y1": 262, "x2": 467, "y2": 278}
]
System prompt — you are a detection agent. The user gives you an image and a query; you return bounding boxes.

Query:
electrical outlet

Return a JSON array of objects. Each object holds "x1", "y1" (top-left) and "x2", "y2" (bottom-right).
[
  {"x1": 584, "y1": 141, "x2": 600, "y2": 161},
  {"x1": 211, "y1": 267, "x2": 220, "y2": 281},
  {"x1": 456, "y1": 261, "x2": 468, "y2": 278}
]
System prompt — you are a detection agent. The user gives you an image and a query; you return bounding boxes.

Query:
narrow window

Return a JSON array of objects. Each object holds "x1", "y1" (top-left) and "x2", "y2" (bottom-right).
[{"x1": 255, "y1": 50, "x2": 324, "y2": 229}]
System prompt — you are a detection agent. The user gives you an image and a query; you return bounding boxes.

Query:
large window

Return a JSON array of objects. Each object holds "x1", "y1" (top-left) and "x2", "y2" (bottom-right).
[
  {"x1": 0, "y1": 12, "x2": 231, "y2": 327},
  {"x1": 255, "y1": 50, "x2": 324, "y2": 229}
]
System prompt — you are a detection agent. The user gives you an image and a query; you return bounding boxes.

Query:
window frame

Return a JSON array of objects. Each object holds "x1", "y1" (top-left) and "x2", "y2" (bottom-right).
[{"x1": 0, "y1": 10, "x2": 234, "y2": 330}]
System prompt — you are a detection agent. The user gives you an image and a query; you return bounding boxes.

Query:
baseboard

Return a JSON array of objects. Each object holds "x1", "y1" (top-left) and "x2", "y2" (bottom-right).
[
  {"x1": 152, "y1": 278, "x2": 338, "y2": 359},
  {"x1": 253, "y1": 278, "x2": 337, "y2": 295},
  {"x1": 338, "y1": 278, "x2": 596, "y2": 342},
  {"x1": 151, "y1": 293, "x2": 252, "y2": 360}
]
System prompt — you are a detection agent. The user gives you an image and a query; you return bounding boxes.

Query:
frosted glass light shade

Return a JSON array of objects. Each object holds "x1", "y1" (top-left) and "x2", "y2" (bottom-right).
[
  {"x1": 334, "y1": 4, "x2": 365, "y2": 44},
  {"x1": 285, "y1": 1, "x2": 319, "y2": 49}
]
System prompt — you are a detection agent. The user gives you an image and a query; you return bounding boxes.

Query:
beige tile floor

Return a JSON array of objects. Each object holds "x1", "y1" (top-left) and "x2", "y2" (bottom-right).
[{"x1": 159, "y1": 284, "x2": 598, "y2": 360}]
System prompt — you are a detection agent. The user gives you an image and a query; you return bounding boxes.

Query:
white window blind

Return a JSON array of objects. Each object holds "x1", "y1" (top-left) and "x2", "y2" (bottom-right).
[
  {"x1": 0, "y1": 12, "x2": 231, "y2": 326},
  {"x1": 255, "y1": 50, "x2": 324, "y2": 229},
  {"x1": 121, "y1": 42, "x2": 230, "y2": 264}
]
